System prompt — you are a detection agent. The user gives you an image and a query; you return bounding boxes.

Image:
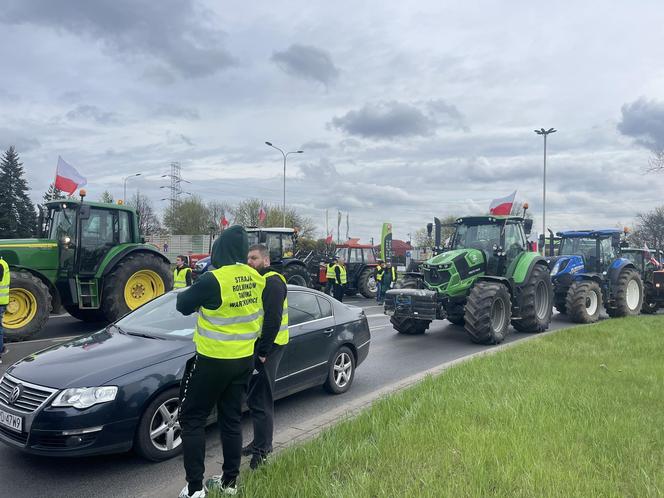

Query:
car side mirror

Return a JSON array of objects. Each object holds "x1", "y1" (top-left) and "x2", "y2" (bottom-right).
[
  {"x1": 523, "y1": 219, "x2": 533, "y2": 235},
  {"x1": 79, "y1": 205, "x2": 91, "y2": 220},
  {"x1": 426, "y1": 223, "x2": 433, "y2": 238}
]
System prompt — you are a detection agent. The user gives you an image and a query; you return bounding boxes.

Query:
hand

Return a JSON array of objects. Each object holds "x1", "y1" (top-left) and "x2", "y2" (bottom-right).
[
  {"x1": 390, "y1": 282, "x2": 395, "y2": 288},
  {"x1": 258, "y1": 356, "x2": 266, "y2": 364}
]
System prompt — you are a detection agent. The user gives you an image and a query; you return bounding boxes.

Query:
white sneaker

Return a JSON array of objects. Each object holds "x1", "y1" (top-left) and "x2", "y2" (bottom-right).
[
  {"x1": 178, "y1": 485, "x2": 207, "y2": 498},
  {"x1": 205, "y1": 475, "x2": 238, "y2": 495}
]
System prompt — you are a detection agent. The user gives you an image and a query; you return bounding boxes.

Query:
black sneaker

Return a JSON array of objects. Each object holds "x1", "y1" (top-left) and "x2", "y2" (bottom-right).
[
  {"x1": 205, "y1": 475, "x2": 237, "y2": 496},
  {"x1": 249, "y1": 453, "x2": 268, "y2": 470},
  {"x1": 241, "y1": 442, "x2": 254, "y2": 456}
]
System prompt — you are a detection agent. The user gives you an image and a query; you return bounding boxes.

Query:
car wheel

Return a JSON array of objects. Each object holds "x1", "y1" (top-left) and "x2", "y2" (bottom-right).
[
  {"x1": 134, "y1": 388, "x2": 183, "y2": 461},
  {"x1": 324, "y1": 346, "x2": 355, "y2": 394}
]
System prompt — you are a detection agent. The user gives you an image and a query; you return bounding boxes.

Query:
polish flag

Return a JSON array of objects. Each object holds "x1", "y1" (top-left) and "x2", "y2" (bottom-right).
[
  {"x1": 489, "y1": 190, "x2": 516, "y2": 216},
  {"x1": 258, "y1": 207, "x2": 267, "y2": 223},
  {"x1": 325, "y1": 232, "x2": 333, "y2": 244},
  {"x1": 54, "y1": 156, "x2": 87, "y2": 195},
  {"x1": 220, "y1": 215, "x2": 229, "y2": 228}
]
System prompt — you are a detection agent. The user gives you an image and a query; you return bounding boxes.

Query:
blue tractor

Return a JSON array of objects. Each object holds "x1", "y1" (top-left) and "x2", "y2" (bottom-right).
[{"x1": 549, "y1": 229, "x2": 644, "y2": 323}]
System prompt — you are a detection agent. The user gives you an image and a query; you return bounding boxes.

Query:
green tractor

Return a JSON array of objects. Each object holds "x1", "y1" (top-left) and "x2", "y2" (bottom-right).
[
  {"x1": 384, "y1": 215, "x2": 553, "y2": 344},
  {"x1": 0, "y1": 194, "x2": 172, "y2": 341}
]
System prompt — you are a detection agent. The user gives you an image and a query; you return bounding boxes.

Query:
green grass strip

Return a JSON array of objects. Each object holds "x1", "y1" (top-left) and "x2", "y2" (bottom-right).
[{"x1": 223, "y1": 317, "x2": 664, "y2": 497}]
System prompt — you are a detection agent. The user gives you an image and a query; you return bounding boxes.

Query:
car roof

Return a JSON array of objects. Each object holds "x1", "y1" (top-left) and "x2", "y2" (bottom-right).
[{"x1": 557, "y1": 229, "x2": 621, "y2": 238}]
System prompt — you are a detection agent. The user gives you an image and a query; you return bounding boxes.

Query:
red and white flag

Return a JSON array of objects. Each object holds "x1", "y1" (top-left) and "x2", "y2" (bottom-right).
[
  {"x1": 258, "y1": 206, "x2": 267, "y2": 224},
  {"x1": 220, "y1": 215, "x2": 229, "y2": 229},
  {"x1": 325, "y1": 232, "x2": 333, "y2": 244},
  {"x1": 489, "y1": 190, "x2": 516, "y2": 216},
  {"x1": 644, "y1": 244, "x2": 662, "y2": 268},
  {"x1": 54, "y1": 156, "x2": 87, "y2": 195}
]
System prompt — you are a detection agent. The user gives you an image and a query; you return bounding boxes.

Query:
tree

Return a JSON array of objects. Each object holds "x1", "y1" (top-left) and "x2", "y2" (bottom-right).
[
  {"x1": 207, "y1": 200, "x2": 234, "y2": 231},
  {"x1": 128, "y1": 191, "x2": 161, "y2": 236},
  {"x1": 631, "y1": 206, "x2": 664, "y2": 252},
  {"x1": 98, "y1": 190, "x2": 114, "y2": 204},
  {"x1": 647, "y1": 149, "x2": 664, "y2": 173},
  {"x1": 413, "y1": 228, "x2": 433, "y2": 249},
  {"x1": 0, "y1": 146, "x2": 37, "y2": 238},
  {"x1": 163, "y1": 196, "x2": 211, "y2": 235},
  {"x1": 43, "y1": 182, "x2": 66, "y2": 202},
  {"x1": 231, "y1": 199, "x2": 316, "y2": 238}
]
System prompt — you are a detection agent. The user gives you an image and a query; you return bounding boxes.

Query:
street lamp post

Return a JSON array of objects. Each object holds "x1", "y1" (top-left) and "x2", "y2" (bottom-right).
[
  {"x1": 123, "y1": 173, "x2": 141, "y2": 201},
  {"x1": 265, "y1": 142, "x2": 303, "y2": 227},
  {"x1": 534, "y1": 128, "x2": 556, "y2": 253}
]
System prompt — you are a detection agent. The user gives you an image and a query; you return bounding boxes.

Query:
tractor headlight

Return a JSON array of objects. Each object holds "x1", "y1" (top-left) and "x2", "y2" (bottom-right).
[
  {"x1": 550, "y1": 261, "x2": 561, "y2": 275},
  {"x1": 52, "y1": 386, "x2": 118, "y2": 410}
]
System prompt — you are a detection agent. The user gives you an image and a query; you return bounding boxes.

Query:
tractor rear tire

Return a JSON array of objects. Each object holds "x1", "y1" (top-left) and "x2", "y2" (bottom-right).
[
  {"x1": 512, "y1": 264, "x2": 553, "y2": 333},
  {"x1": 390, "y1": 316, "x2": 431, "y2": 335},
  {"x1": 464, "y1": 281, "x2": 512, "y2": 344},
  {"x1": 447, "y1": 314, "x2": 465, "y2": 326},
  {"x1": 63, "y1": 304, "x2": 106, "y2": 323},
  {"x1": 606, "y1": 268, "x2": 643, "y2": 318},
  {"x1": 358, "y1": 268, "x2": 378, "y2": 298},
  {"x1": 102, "y1": 253, "x2": 172, "y2": 322},
  {"x1": 3, "y1": 271, "x2": 51, "y2": 342},
  {"x1": 641, "y1": 284, "x2": 659, "y2": 314},
  {"x1": 281, "y1": 264, "x2": 310, "y2": 287},
  {"x1": 565, "y1": 280, "x2": 602, "y2": 324}
]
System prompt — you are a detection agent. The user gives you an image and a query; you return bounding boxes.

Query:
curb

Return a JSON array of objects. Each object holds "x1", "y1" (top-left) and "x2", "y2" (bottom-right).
[{"x1": 155, "y1": 325, "x2": 563, "y2": 497}]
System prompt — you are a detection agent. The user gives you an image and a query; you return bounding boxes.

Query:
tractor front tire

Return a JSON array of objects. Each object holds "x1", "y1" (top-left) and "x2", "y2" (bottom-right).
[
  {"x1": 102, "y1": 253, "x2": 172, "y2": 322},
  {"x1": 607, "y1": 268, "x2": 643, "y2": 318},
  {"x1": 565, "y1": 280, "x2": 602, "y2": 324},
  {"x1": 464, "y1": 282, "x2": 512, "y2": 344},
  {"x1": 390, "y1": 316, "x2": 431, "y2": 335},
  {"x1": 281, "y1": 264, "x2": 310, "y2": 287},
  {"x1": 3, "y1": 271, "x2": 51, "y2": 342},
  {"x1": 641, "y1": 285, "x2": 659, "y2": 314},
  {"x1": 513, "y1": 264, "x2": 553, "y2": 333},
  {"x1": 358, "y1": 268, "x2": 378, "y2": 298},
  {"x1": 63, "y1": 304, "x2": 107, "y2": 323}
]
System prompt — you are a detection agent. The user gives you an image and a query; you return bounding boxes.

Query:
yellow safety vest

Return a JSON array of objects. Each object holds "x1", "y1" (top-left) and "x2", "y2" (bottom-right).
[
  {"x1": 194, "y1": 263, "x2": 265, "y2": 359},
  {"x1": 326, "y1": 263, "x2": 336, "y2": 283},
  {"x1": 335, "y1": 264, "x2": 347, "y2": 285},
  {"x1": 376, "y1": 265, "x2": 384, "y2": 281},
  {"x1": 173, "y1": 267, "x2": 191, "y2": 289},
  {"x1": 391, "y1": 266, "x2": 397, "y2": 280},
  {"x1": 0, "y1": 259, "x2": 9, "y2": 306},
  {"x1": 263, "y1": 271, "x2": 289, "y2": 346}
]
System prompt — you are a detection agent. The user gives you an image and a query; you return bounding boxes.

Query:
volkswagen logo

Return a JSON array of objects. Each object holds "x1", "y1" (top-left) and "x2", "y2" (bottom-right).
[{"x1": 9, "y1": 384, "x2": 22, "y2": 405}]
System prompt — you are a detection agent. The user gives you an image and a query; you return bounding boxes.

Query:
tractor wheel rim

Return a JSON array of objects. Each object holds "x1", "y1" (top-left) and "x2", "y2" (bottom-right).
[
  {"x1": 149, "y1": 397, "x2": 182, "y2": 452},
  {"x1": 288, "y1": 275, "x2": 307, "y2": 286},
  {"x1": 535, "y1": 281, "x2": 549, "y2": 320},
  {"x1": 490, "y1": 298, "x2": 506, "y2": 332},
  {"x1": 367, "y1": 277, "x2": 377, "y2": 292},
  {"x1": 4, "y1": 288, "x2": 38, "y2": 329},
  {"x1": 124, "y1": 270, "x2": 165, "y2": 310},
  {"x1": 626, "y1": 279, "x2": 640, "y2": 310},
  {"x1": 585, "y1": 289, "x2": 598, "y2": 316}
]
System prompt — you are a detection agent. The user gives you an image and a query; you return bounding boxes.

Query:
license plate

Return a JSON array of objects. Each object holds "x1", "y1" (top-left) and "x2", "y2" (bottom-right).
[
  {"x1": 0, "y1": 407, "x2": 23, "y2": 432},
  {"x1": 395, "y1": 295, "x2": 412, "y2": 305}
]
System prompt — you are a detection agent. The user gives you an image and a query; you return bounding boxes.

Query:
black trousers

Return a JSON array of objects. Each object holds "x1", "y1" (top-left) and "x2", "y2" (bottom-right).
[
  {"x1": 325, "y1": 279, "x2": 334, "y2": 295},
  {"x1": 333, "y1": 283, "x2": 345, "y2": 302},
  {"x1": 179, "y1": 353, "x2": 253, "y2": 487},
  {"x1": 246, "y1": 345, "x2": 285, "y2": 455}
]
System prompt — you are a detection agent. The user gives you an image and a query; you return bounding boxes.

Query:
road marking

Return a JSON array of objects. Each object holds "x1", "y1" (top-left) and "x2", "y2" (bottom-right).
[
  {"x1": 362, "y1": 305, "x2": 384, "y2": 309},
  {"x1": 49, "y1": 314, "x2": 71, "y2": 319},
  {"x1": 366, "y1": 313, "x2": 387, "y2": 318},
  {"x1": 370, "y1": 324, "x2": 391, "y2": 331}
]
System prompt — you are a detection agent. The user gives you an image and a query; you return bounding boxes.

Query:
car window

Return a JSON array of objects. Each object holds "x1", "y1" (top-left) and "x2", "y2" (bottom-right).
[
  {"x1": 317, "y1": 296, "x2": 333, "y2": 318},
  {"x1": 288, "y1": 291, "x2": 322, "y2": 325},
  {"x1": 116, "y1": 291, "x2": 197, "y2": 338},
  {"x1": 363, "y1": 248, "x2": 376, "y2": 263},
  {"x1": 348, "y1": 248, "x2": 363, "y2": 263}
]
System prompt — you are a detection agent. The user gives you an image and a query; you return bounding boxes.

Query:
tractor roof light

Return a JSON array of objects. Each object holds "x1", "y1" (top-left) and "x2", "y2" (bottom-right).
[
  {"x1": 117, "y1": 200, "x2": 124, "y2": 205},
  {"x1": 623, "y1": 227, "x2": 630, "y2": 234},
  {"x1": 79, "y1": 189, "x2": 87, "y2": 200},
  {"x1": 523, "y1": 202, "x2": 529, "y2": 209}
]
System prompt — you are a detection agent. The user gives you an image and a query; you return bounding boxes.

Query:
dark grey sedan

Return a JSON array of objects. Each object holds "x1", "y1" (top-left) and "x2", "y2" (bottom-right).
[{"x1": 0, "y1": 286, "x2": 370, "y2": 461}]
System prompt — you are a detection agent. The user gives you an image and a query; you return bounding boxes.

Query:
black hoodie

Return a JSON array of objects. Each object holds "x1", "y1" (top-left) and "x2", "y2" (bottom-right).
[{"x1": 176, "y1": 225, "x2": 249, "y2": 315}]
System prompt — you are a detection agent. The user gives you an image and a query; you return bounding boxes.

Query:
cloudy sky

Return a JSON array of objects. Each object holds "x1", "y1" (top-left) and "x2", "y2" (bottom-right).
[{"x1": 2, "y1": 0, "x2": 664, "y2": 242}]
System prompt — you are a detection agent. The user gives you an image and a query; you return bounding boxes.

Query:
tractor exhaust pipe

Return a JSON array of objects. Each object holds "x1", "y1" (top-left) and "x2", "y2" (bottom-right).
[
  {"x1": 434, "y1": 217, "x2": 442, "y2": 254},
  {"x1": 548, "y1": 228, "x2": 555, "y2": 257}
]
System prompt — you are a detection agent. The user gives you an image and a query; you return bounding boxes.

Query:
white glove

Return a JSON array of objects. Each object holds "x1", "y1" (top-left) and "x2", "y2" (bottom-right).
[{"x1": 390, "y1": 282, "x2": 395, "y2": 288}]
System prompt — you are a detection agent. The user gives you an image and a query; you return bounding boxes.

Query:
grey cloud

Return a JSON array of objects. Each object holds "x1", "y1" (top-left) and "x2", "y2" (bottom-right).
[
  {"x1": 65, "y1": 104, "x2": 117, "y2": 124},
  {"x1": 1, "y1": 0, "x2": 235, "y2": 78},
  {"x1": 0, "y1": 129, "x2": 41, "y2": 153},
  {"x1": 153, "y1": 104, "x2": 200, "y2": 120},
  {"x1": 271, "y1": 44, "x2": 339, "y2": 86},
  {"x1": 300, "y1": 141, "x2": 330, "y2": 150},
  {"x1": 330, "y1": 100, "x2": 465, "y2": 140},
  {"x1": 617, "y1": 97, "x2": 664, "y2": 150}
]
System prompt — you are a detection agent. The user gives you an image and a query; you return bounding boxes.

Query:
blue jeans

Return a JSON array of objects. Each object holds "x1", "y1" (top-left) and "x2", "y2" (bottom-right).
[
  {"x1": 376, "y1": 281, "x2": 383, "y2": 302},
  {"x1": 0, "y1": 305, "x2": 5, "y2": 352}
]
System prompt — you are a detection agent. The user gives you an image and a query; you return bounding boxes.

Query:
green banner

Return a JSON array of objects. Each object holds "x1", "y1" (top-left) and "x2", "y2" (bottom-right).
[{"x1": 380, "y1": 222, "x2": 393, "y2": 262}]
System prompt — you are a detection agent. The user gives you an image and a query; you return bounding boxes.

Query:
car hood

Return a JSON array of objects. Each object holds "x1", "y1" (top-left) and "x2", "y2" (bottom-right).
[{"x1": 6, "y1": 329, "x2": 194, "y2": 389}]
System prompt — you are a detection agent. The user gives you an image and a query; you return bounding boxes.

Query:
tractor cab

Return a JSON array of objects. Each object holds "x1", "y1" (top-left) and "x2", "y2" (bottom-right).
[
  {"x1": 245, "y1": 227, "x2": 310, "y2": 286},
  {"x1": 553, "y1": 229, "x2": 623, "y2": 274},
  {"x1": 331, "y1": 239, "x2": 379, "y2": 298}
]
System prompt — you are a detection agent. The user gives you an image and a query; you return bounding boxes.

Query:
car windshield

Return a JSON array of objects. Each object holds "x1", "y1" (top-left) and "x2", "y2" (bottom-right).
[
  {"x1": 559, "y1": 237, "x2": 596, "y2": 257},
  {"x1": 116, "y1": 291, "x2": 196, "y2": 339},
  {"x1": 452, "y1": 222, "x2": 502, "y2": 252}
]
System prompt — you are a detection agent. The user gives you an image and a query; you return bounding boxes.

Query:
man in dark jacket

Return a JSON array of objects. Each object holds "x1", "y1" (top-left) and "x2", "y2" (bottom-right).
[
  {"x1": 176, "y1": 226, "x2": 265, "y2": 498},
  {"x1": 243, "y1": 244, "x2": 288, "y2": 469}
]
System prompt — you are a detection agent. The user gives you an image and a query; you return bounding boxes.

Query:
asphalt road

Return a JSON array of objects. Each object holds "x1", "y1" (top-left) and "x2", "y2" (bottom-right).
[{"x1": 0, "y1": 298, "x2": 579, "y2": 498}]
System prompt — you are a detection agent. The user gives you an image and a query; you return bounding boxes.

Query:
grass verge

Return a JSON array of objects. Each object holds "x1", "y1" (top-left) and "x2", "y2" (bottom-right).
[{"x1": 222, "y1": 317, "x2": 664, "y2": 497}]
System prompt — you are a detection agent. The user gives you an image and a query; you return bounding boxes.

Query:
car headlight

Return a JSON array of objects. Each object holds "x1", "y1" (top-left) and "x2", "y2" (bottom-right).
[{"x1": 52, "y1": 386, "x2": 118, "y2": 409}]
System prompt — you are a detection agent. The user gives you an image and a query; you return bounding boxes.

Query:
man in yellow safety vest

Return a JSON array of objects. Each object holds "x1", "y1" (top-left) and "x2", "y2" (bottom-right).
[
  {"x1": 173, "y1": 255, "x2": 192, "y2": 289},
  {"x1": 242, "y1": 244, "x2": 289, "y2": 469},
  {"x1": 0, "y1": 257, "x2": 9, "y2": 359},
  {"x1": 176, "y1": 226, "x2": 265, "y2": 498},
  {"x1": 375, "y1": 259, "x2": 385, "y2": 303},
  {"x1": 325, "y1": 257, "x2": 337, "y2": 295},
  {"x1": 333, "y1": 257, "x2": 347, "y2": 302}
]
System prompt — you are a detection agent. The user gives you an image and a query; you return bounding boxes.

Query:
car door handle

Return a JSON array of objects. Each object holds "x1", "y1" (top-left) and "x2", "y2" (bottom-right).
[{"x1": 323, "y1": 327, "x2": 334, "y2": 336}]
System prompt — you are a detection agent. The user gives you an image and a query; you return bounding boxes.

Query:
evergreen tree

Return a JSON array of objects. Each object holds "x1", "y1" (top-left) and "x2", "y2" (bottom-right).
[
  {"x1": 0, "y1": 146, "x2": 37, "y2": 238},
  {"x1": 43, "y1": 182, "x2": 66, "y2": 202},
  {"x1": 98, "y1": 190, "x2": 114, "y2": 203}
]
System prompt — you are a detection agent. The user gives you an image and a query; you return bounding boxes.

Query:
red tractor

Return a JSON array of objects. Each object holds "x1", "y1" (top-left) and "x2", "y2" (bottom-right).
[{"x1": 318, "y1": 239, "x2": 379, "y2": 298}]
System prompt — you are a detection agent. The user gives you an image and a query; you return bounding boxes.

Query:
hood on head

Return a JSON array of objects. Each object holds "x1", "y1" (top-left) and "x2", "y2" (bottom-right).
[{"x1": 212, "y1": 225, "x2": 248, "y2": 268}]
